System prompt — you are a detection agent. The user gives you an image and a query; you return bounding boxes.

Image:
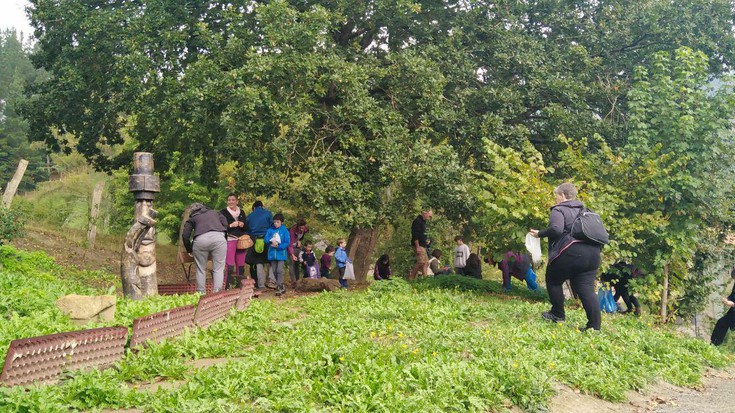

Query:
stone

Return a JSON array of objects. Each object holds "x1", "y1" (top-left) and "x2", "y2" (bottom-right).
[
  {"x1": 295, "y1": 278, "x2": 340, "y2": 293},
  {"x1": 56, "y1": 295, "x2": 117, "y2": 325}
]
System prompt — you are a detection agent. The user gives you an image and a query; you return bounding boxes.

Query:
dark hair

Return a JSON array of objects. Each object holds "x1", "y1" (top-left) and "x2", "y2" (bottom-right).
[
  {"x1": 467, "y1": 253, "x2": 481, "y2": 266},
  {"x1": 378, "y1": 254, "x2": 390, "y2": 265},
  {"x1": 304, "y1": 241, "x2": 313, "y2": 247},
  {"x1": 295, "y1": 218, "x2": 307, "y2": 227},
  {"x1": 454, "y1": 236, "x2": 463, "y2": 242},
  {"x1": 273, "y1": 213, "x2": 285, "y2": 222},
  {"x1": 227, "y1": 193, "x2": 238, "y2": 200},
  {"x1": 431, "y1": 249, "x2": 442, "y2": 259},
  {"x1": 252, "y1": 200, "x2": 264, "y2": 210},
  {"x1": 325, "y1": 246, "x2": 335, "y2": 253}
]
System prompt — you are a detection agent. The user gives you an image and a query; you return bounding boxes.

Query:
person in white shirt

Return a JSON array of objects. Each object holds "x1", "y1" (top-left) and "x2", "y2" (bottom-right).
[{"x1": 453, "y1": 236, "x2": 471, "y2": 275}]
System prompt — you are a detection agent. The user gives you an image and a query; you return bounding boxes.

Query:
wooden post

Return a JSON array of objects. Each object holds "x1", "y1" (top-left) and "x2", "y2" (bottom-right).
[
  {"x1": 86, "y1": 181, "x2": 105, "y2": 249},
  {"x1": 121, "y1": 153, "x2": 160, "y2": 299},
  {"x1": 660, "y1": 263, "x2": 669, "y2": 322},
  {"x1": 2, "y1": 159, "x2": 29, "y2": 208}
]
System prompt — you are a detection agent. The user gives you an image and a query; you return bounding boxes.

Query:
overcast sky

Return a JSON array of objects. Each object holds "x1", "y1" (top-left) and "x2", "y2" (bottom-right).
[{"x1": 0, "y1": 0, "x2": 33, "y2": 38}]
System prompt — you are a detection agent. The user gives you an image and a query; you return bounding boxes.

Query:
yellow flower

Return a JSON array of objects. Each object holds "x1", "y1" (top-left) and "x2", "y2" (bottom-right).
[
  {"x1": 370, "y1": 331, "x2": 377, "y2": 338},
  {"x1": 512, "y1": 363, "x2": 519, "y2": 368},
  {"x1": 339, "y1": 357, "x2": 345, "y2": 362},
  {"x1": 402, "y1": 344, "x2": 408, "y2": 349},
  {"x1": 432, "y1": 351, "x2": 437, "y2": 357},
  {"x1": 412, "y1": 349, "x2": 420, "y2": 354}
]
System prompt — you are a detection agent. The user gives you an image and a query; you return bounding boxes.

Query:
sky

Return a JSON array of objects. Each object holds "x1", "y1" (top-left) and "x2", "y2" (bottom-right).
[{"x1": 0, "y1": 0, "x2": 33, "y2": 38}]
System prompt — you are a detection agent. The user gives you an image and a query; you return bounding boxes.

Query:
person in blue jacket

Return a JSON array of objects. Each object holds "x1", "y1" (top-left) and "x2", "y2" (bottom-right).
[
  {"x1": 334, "y1": 238, "x2": 350, "y2": 288},
  {"x1": 264, "y1": 213, "x2": 291, "y2": 296},
  {"x1": 245, "y1": 200, "x2": 274, "y2": 289}
]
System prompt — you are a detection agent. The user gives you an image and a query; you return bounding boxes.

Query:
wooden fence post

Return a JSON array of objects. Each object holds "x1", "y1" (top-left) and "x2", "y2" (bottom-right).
[
  {"x1": 87, "y1": 181, "x2": 105, "y2": 249},
  {"x1": 2, "y1": 159, "x2": 29, "y2": 208}
]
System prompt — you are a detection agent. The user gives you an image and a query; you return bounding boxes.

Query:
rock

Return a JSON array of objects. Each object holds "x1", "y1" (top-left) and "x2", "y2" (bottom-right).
[
  {"x1": 56, "y1": 295, "x2": 116, "y2": 325},
  {"x1": 295, "y1": 278, "x2": 340, "y2": 292}
]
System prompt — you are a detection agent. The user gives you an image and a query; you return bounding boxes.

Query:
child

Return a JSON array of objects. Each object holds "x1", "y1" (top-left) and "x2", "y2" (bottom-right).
[
  {"x1": 464, "y1": 253, "x2": 482, "y2": 279},
  {"x1": 264, "y1": 213, "x2": 291, "y2": 296},
  {"x1": 320, "y1": 246, "x2": 335, "y2": 279},
  {"x1": 334, "y1": 239, "x2": 350, "y2": 288},
  {"x1": 374, "y1": 254, "x2": 392, "y2": 280},
  {"x1": 428, "y1": 250, "x2": 451, "y2": 276},
  {"x1": 453, "y1": 236, "x2": 471, "y2": 275},
  {"x1": 300, "y1": 241, "x2": 320, "y2": 279}
]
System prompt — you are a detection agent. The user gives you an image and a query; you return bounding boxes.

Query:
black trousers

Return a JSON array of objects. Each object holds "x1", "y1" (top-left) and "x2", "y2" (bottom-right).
[
  {"x1": 546, "y1": 242, "x2": 602, "y2": 330},
  {"x1": 613, "y1": 280, "x2": 640, "y2": 312},
  {"x1": 711, "y1": 308, "x2": 735, "y2": 346}
]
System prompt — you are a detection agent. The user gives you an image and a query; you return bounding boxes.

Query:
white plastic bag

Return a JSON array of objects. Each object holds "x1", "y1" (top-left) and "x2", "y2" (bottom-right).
[
  {"x1": 525, "y1": 233, "x2": 542, "y2": 265},
  {"x1": 343, "y1": 262, "x2": 356, "y2": 280}
]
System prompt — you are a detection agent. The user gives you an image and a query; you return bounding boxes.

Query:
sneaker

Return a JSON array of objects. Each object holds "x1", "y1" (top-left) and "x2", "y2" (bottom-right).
[
  {"x1": 541, "y1": 311, "x2": 565, "y2": 323},
  {"x1": 275, "y1": 285, "x2": 286, "y2": 296},
  {"x1": 265, "y1": 282, "x2": 277, "y2": 290},
  {"x1": 634, "y1": 307, "x2": 642, "y2": 317},
  {"x1": 578, "y1": 326, "x2": 601, "y2": 333}
]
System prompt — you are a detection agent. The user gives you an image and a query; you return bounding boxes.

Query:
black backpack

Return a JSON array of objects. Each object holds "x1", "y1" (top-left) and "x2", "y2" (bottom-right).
[{"x1": 571, "y1": 207, "x2": 609, "y2": 246}]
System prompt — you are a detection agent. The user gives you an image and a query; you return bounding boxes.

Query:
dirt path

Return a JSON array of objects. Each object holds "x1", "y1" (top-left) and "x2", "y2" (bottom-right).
[{"x1": 548, "y1": 369, "x2": 735, "y2": 413}]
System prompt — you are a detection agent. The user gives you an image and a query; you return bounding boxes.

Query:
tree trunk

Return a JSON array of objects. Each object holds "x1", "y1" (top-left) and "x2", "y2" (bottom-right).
[
  {"x1": 2, "y1": 159, "x2": 29, "y2": 208},
  {"x1": 347, "y1": 226, "x2": 380, "y2": 284},
  {"x1": 660, "y1": 263, "x2": 669, "y2": 322},
  {"x1": 86, "y1": 181, "x2": 105, "y2": 249}
]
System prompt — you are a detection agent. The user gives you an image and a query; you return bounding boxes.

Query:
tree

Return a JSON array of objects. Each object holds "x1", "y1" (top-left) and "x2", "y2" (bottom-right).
[
  {"x1": 0, "y1": 30, "x2": 47, "y2": 191},
  {"x1": 21, "y1": 1, "x2": 735, "y2": 280},
  {"x1": 557, "y1": 47, "x2": 735, "y2": 321}
]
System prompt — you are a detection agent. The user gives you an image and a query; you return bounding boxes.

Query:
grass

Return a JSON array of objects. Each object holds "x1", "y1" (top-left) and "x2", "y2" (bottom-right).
[{"x1": 0, "y1": 246, "x2": 732, "y2": 412}]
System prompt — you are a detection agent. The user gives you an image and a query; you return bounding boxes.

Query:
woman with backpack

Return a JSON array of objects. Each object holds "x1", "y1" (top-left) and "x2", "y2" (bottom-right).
[{"x1": 529, "y1": 182, "x2": 602, "y2": 332}]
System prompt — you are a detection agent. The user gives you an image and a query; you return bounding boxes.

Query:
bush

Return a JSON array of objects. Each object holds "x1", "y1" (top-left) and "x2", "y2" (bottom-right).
[{"x1": 0, "y1": 207, "x2": 23, "y2": 245}]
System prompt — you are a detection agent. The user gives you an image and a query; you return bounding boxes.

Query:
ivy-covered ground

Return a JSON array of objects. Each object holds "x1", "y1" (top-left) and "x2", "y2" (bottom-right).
[{"x1": 0, "y1": 246, "x2": 731, "y2": 412}]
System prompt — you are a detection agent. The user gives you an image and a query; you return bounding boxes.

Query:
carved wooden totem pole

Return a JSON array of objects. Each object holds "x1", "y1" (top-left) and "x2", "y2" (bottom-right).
[{"x1": 121, "y1": 153, "x2": 160, "y2": 299}]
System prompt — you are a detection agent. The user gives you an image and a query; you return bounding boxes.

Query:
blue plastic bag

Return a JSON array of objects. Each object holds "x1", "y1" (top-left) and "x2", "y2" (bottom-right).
[{"x1": 598, "y1": 288, "x2": 617, "y2": 313}]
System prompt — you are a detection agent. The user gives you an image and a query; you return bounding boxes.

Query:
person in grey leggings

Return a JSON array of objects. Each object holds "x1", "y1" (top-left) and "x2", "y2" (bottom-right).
[
  {"x1": 192, "y1": 231, "x2": 227, "y2": 293},
  {"x1": 182, "y1": 203, "x2": 228, "y2": 293}
]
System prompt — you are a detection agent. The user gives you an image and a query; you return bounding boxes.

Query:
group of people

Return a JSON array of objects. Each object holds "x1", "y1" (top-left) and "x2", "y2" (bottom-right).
[
  {"x1": 184, "y1": 185, "x2": 735, "y2": 342},
  {"x1": 181, "y1": 194, "x2": 351, "y2": 296}
]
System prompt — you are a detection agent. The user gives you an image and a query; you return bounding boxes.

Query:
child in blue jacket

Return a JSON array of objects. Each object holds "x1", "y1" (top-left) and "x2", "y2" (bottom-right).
[
  {"x1": 334, "y1": 238, "x2": 350, "y2": 288},
  {"x1": 264, "y1": 213, "x2": 291, "y2": 296}
]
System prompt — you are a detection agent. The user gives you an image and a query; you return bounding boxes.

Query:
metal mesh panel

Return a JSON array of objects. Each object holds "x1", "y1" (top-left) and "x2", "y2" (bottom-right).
[
  {"x1": 236, "y1": 279, "x2": 255, "y2": 311},
  {"x1": 193, "y1": 290, "x2": 241, "y2": 329},
  {"x1": 0, "y1": 326, "x2": 128, "y2": 387},
  {"x1": 130, "y1": 305, "x2": 196, "y2": 348},
  {"x1": 158, "y1": 283, "x2": 213, "y2": 296}
]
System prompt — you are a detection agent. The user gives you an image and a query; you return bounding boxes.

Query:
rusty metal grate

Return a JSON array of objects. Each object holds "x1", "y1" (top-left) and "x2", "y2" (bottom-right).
[
  {"x1": 0, "y1": 326, "x2": 128, "y2": 387},
  {"x1": 193, "y1": 290, "x2": 241, "y2": 329},
  {"x1": 236, "y1": 279, "x2": 255, "y2": 311},
  {"x1": 130, "y1": 304, "x2": 197, "y2": 348},
  {"x1": 158, "y1": 283, "x2": 213, "y2": 296}
]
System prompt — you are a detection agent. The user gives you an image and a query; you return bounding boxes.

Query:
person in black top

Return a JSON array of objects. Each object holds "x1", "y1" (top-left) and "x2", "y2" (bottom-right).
[
  {"x1": 182, "y1": 203, "x2": 228, "y2": 294},
  {"x1": 601, "y1": 262, "x2": 641, "y2": 316},
  {"x1": 530, "y1": 182, "x2": 602, "y2": 331},
  {"x1": 711, "y1": 268, "x2": 735, "y2": 346},
  {"x1": 221, "y1": 193, "x2": 248, "y2": 289},
  {"x1": 408, "y1": 209, "x2": 433, "y2": 280}
]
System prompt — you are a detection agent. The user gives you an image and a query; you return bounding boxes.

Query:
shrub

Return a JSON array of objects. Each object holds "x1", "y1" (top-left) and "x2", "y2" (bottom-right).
[{"x1": 0, "y1": 207, "x2": 23, "y2": 246}]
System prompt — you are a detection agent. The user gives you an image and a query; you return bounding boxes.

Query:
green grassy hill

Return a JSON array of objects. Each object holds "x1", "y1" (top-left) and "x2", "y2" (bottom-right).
[{"x1": 0, "y1": 246, "x2": 731, "y2": 412}]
